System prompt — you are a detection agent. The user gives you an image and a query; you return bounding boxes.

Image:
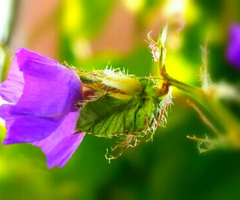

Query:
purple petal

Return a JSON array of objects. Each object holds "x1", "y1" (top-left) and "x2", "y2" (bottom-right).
[
  {"x1": 0, "y1": 48, "x2": 82, "y2": 143},
  {"x1": 0, "y1": 50, "x2": 24, "y2": 103},
  {"x1": 32, "y1": 111, "x2": 85, "y2": 168},
  {"x1": 226, "y1": 24, "x2": 240, "y2": 71},
  {"x1": 1, "y1": 107, "x2": 66, "y2": 144},
  {"x1": 46, "y1": 133, "x2": 85, "y2": 168},
  {"x1": 14, "y1": 48, "x2": 82, "y2": 116}
]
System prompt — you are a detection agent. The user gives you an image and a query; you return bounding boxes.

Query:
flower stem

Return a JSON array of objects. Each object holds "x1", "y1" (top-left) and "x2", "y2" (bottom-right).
[
  {"x1": 165, "y1": 73, "x2": 240, "y2": 148},
  {"x1": 165, "y1": 74, "x2": 203, "y2": 99},
  {"x1": 156, "y1": 24, "x2": 240, "y2": 149}
]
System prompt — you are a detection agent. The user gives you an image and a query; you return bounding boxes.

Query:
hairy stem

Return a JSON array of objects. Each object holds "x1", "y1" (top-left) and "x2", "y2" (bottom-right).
[{"x1": 165, "y1": 73, "x2": 240, "y2": 148}]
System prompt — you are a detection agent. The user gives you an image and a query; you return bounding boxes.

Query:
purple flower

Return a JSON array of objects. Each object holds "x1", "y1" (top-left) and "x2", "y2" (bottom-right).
[
  {"x1": 226, "y1": 24, "x2": 240, "y2": 71},
  {"x1": 0, "y1": 48, "x2": 85, "y2": 168}
]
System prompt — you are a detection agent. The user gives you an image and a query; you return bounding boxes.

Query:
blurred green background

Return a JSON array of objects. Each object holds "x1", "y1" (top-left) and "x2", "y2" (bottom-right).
[{"x1": 0, "y1": 0, "x2": 240, "y2": 199}]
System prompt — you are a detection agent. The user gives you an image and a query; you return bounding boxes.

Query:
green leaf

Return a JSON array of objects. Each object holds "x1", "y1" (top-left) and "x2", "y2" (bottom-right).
[{"x1": 76, "y1": 94, "x2": 163, "y2": 138}]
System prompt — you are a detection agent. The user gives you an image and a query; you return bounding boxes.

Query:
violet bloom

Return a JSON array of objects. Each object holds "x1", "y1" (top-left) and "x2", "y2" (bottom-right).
[
  {"x1": 0, "y1": 48, "x2": 85, "y2": 168},
  {"x1": 226, "y1": 24, "x2": 240, "y2": 71}
]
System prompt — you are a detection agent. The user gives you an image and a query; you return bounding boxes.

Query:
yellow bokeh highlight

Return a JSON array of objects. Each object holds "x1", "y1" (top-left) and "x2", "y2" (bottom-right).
[
  {"x1": 184, "y1": 0, "x2": 200, "y2": 24},
  {"x1": 164, "y1": 0, "x2": 200, "y2": 24},
  {"x1": 62, "y1": 0, "x2": 83, "y2": 35},
  {"x1": 165, "y1": 0, "x2": 187, "y2": 14},
  {"x1": 166, "y1": 53, "x2": 198, "y2": 95},
  {"x1": 166, "y1": 54, "x2": 196, "y2": 82},
  {"x1": 122, "y1": 0, "x2": 145, "y2": 13}
]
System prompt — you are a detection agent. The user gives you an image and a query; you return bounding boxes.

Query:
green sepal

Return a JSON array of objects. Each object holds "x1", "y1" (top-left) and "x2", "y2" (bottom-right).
[
  {"x1": 77, "y1": 70, "x2": 101, "y2": 85},
  {"x1": 158, "y1": 23, "x2": 168, "y2": 47},
  {"x1": 77, "y1": 69, "x2": 142, "y2": 95},
  {"x1": 76, "y1": 92, "x2": 166, "y2": 138}
]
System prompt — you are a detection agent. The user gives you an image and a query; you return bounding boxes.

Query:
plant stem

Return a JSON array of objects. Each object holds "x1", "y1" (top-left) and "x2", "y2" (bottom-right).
[
  {"x1": 165, "y1": 74, "x2": 204, "y2": 100},
  {"x1": 166, "y1": 74, "x2": 240, "y2": 147}
]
